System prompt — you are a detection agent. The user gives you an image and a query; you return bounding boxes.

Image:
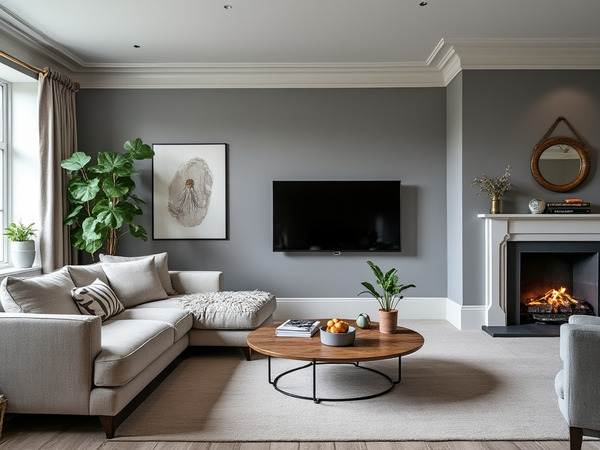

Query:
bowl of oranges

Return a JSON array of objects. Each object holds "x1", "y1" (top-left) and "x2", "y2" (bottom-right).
[{"x1": 320, "y1": 318, "x2": 356, "y2": 346}]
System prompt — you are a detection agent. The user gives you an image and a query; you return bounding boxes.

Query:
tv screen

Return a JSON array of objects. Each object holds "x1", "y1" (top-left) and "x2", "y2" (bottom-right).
[{"x1": 273, "y1": 180, "x2": 401, "y2": 253}]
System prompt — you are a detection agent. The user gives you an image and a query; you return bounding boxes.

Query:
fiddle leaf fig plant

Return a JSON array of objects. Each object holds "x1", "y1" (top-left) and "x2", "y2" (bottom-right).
[
  {"x1": 359, "y1": 260, "x2": 416, "y2": 311},
  {"x1": 61, "y1": 138, "x2": 154, "y2": 259}
]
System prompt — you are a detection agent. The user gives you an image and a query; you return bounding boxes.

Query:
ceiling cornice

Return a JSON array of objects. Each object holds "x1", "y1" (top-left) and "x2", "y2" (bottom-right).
[
  {"x1": 444, "y1": 38, "x2": 600, "y2": 70},
  {"x1": 1, "y1": 9, "x2": 599, "y2": 89}
]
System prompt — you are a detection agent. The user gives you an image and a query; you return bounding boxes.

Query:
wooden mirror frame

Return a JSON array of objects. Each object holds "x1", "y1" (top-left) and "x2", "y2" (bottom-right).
[{"x1": 530, "y1": 136, "x2": 590, "y2": 192}]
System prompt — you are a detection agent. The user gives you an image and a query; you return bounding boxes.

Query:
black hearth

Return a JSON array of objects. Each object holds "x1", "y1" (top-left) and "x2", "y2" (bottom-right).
[{"x1": 483, "y1": 241, "x2": 600, "y2": 337}]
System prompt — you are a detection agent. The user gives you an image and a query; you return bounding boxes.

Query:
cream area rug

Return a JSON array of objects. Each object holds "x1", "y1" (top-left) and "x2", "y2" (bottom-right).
[{"x1": 113, "y1": 320, "x2": 568, "y2": 442}]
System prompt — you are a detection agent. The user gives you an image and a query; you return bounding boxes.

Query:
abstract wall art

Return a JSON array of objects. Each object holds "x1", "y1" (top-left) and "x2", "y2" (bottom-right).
[{"x1": 153, "y1": 143, "x2": 228, "y2": 239}]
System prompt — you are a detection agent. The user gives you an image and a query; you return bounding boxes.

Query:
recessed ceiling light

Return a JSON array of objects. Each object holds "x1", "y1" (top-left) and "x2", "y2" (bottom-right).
[{"x1": 224, "y1": 5, "x2": 232, "y2": 9}]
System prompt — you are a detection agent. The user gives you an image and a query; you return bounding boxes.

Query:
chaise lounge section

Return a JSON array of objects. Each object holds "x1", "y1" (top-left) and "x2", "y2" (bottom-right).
[{"x1": 0, "y1": 253, "x2": 276, "y2": 438}]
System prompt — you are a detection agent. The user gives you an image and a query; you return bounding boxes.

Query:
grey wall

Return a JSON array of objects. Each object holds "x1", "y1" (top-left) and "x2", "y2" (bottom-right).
[
  {"x1": 459, "y1": 70, "x2": 600, "y2": 306},
  {"x1": 446, "y1": 73, "x2": 463, "y2": 304},
  {"x1": 76, "y1": 88, "x2": 447, "y2": 298},
  {"x1": 76, "y1": 70, "x2": 600, "y2": 307}
]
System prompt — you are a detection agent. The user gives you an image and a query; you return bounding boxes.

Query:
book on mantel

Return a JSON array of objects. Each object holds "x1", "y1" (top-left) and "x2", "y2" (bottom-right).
[
  {"x1": 275, "y1": 319, "x2": 321, "y2": 337},
  {"x1": 545, "y1": 199, "x2": 591, "y2": 214}
]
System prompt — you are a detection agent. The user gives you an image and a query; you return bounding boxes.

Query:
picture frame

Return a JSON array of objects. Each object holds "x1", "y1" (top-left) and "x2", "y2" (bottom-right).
[{"x1": 152, "y1": 143, "x2": 228, "y2": 239}]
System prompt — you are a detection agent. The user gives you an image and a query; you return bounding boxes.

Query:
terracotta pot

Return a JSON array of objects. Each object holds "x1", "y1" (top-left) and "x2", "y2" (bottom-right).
[{"x1": 378, "y1": 309, "x2": 398, "y2": 334}]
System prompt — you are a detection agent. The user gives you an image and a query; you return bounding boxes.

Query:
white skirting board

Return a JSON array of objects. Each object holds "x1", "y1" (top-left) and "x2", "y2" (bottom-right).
[{"x1": 274, "y1": 297, "x2": 487, "y2": 331}]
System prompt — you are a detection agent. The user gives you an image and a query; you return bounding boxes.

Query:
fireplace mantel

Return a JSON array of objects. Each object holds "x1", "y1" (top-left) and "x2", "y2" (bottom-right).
[{"x1": 478, "y1": 214, "x2": 600, "y2": 326}]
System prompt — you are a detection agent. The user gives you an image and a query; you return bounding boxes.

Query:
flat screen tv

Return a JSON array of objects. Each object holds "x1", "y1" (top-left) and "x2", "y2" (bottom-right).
[{"x1": 273, "y1": 180, "x2": 401, "y2": 253}]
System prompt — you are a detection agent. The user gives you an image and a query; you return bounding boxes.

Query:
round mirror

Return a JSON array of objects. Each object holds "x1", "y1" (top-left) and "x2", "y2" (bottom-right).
[{"x1": 531, "y1": 137, "x2": 590, "y2": 192}]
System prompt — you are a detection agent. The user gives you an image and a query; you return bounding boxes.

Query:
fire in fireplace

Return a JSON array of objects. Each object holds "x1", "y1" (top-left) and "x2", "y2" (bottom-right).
[{"x1": 523, "y1": 286, "x2": 594, "y2": 323}]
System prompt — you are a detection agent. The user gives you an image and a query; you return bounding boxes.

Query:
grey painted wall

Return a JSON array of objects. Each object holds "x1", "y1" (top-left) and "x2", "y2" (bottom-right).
[
  {"x1": 76, "y1": 70, "x2": 600, "y2": 307},
  {"x1": 76, "y1": 88, "x2": 447, "y2": 298},
  {"x1": 459, "y1": 70, "x2": 600, "y2": 306},
  {"x1": 446, "y1": 74, "x2": 463, "y2": 304}
]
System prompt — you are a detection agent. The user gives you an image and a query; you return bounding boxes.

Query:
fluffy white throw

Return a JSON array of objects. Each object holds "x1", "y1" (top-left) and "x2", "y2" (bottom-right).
[{"x1": 177, "y1": 290, "x2": 273, "y2": 321}]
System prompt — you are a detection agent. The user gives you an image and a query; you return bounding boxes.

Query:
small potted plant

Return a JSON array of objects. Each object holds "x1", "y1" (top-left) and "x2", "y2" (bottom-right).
[
  {"x1": 471, "y1": 165, "x2": 511, "y2": 214},
  {"x1": 359, "y1": 260, "x2": 415, "y2": 334},
  {"x1": 4, "y1": 221, "x2": 37, "y2": 268}
]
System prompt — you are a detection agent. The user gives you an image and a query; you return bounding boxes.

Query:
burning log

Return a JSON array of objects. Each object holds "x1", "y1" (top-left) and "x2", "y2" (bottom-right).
[{"x1": 525, "y1": 286, "x2": 594, "y2": 322}]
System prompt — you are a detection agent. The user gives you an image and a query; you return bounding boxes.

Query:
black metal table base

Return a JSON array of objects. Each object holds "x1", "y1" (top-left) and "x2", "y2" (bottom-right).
[{"x1": 267, "y1": 356, "x2": 401, "y2": 403}]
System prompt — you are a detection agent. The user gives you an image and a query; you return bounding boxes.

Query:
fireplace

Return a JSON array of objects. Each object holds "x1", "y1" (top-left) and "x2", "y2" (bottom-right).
[
  {"x1": 479, "y1": 214, "x2": 600, "y2": 337},
  {"x1": 505, "y1": 241, "x2": 599, "y2": 329}
]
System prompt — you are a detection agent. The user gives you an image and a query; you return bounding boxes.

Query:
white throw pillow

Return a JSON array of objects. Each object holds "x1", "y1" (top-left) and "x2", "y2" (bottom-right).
[
  {"x1": 101, "y1": 257, "x2": 168, "y2": 308},
  {"x1": 71, "y1": 278, "x2": 124, "y2": 321},
  {"x1": 99, "y1": 252, "x2": 177, "y2": 295}
]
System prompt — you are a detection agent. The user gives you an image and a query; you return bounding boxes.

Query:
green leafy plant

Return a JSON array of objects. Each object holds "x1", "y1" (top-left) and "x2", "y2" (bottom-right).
[
  {"x1": 61, "y1": 138, "x2": 154, "y2": 258},
  {"x1": 358, "y1": 260, "x2": 415, "y2": 311},
  {"x1": 4, "y1": 221, "x2": 37, "y2": 242},
  {"x1": 471, "y1": 165, "x2": 511, "y2": 199}
]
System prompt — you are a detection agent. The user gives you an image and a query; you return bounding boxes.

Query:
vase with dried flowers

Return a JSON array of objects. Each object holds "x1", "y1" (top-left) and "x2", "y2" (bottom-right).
[{"x1": 471, "y1": 165, "x2": 511, "y2": 214}]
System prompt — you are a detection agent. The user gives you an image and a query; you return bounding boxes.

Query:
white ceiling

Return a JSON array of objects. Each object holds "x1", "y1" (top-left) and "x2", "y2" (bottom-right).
[{"x1": 1, "y1": 0, "x2": 599, "y2": 88}]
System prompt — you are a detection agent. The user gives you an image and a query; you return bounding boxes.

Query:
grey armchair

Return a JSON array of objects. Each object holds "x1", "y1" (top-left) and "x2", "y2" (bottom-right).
[{"x1": 556, "y1": 315, "x2": 600, "y2": 450}]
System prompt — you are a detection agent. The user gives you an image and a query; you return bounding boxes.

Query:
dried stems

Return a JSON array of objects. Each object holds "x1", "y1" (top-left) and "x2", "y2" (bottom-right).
[{"x1": 471, "y1": 165, "x2": 511, "y2": 199}]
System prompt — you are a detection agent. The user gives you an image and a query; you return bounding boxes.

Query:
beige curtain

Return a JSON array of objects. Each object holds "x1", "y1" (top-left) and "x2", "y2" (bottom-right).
[{"x1": 38, "y1": 68, "x2": 78, "y2": 273}]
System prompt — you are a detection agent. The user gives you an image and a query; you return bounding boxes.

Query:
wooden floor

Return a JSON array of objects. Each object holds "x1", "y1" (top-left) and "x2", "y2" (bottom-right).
[{"x1": 1, "y1": 414, "x2": 600, "y2": 450}]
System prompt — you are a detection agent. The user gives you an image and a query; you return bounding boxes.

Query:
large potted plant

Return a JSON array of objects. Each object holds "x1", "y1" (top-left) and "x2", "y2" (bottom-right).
[
  {"x1": 61, "y1": 138, "x2": 154, "y2": 259},
  {"x1": 4, "y1": 221, "x2": 37, "y2": 268},
  {"x1": 359, "y1": 260, "x2": 415, "y2": 334}
]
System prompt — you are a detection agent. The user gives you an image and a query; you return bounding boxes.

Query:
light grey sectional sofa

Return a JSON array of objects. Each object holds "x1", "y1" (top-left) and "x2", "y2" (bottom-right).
[{"x1": 0, "y1": 253, "x2": 276, "y2": 438}]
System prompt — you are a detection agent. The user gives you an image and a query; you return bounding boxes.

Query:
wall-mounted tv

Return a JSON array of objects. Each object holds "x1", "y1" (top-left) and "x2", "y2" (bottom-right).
[{"x1": 273, "y1": 180, "x2": 401, "y2": 253}]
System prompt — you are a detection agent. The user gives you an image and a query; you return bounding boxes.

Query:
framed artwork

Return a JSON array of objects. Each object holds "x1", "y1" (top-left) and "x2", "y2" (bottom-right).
[{"x1": 152, "y1": 143, "x2": 228, "y2": 239}]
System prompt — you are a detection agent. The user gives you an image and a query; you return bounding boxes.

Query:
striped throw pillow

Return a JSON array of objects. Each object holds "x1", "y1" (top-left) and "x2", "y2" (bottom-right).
[{"x1": 71, "y1": 278, "x2": 125, "y2": 321}]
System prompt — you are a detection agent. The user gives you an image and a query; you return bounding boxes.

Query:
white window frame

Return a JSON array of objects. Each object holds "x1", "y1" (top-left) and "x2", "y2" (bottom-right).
[{"x1": 0, "y1": 79, "x2": 8, "y2": 265}]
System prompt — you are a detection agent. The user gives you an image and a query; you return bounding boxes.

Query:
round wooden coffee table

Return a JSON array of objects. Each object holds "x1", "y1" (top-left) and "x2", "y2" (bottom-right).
[{"x1": 247, "y1": 319, "x2": 424, "y2": 403}]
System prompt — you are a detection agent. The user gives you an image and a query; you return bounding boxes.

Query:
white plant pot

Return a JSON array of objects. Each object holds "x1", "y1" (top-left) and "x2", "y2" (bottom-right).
[{"x1": 11, "y1": 240, "x2": 36, "y2": 268}]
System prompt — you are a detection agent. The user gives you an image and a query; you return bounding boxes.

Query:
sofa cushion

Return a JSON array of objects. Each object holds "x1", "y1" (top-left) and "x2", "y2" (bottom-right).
[
  {"x1": 109, "y1": 307, "x2": 193, "y2": 341},
  {"x1": 67, "y1": 263, "x2": 109, "y2": 287},
  {"x1": 0, "y1": 267, "x2": 80, "y2": 314},
  {"x1": 101, "y1": 257, "x2": 168, "y2": 308},
  {"x1": 71, "y1": 279, "x2": 125, "y2": 321},
  {"x1": 100, "y1": 252, "x2": 177, "y2": 295},
  {"x1": 95, "y1": 319, "x2": 175, "y2": 387}
]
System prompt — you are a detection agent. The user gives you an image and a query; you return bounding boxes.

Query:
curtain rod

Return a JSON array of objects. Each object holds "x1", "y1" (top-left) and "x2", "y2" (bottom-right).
[
  {"x1": 0, "y1": 49, "x2": 80, "y2": 90},
  {"x1": 0, "y1": 49, "x2": 47, "y2": 77}
]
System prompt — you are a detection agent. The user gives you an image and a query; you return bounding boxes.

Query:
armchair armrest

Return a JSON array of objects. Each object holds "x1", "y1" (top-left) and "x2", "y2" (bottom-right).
[
  {"x1": 169, "y1": 271, "x2": 223, "y2": 294},
  {"x1": 559, "y1": 322, "x2": 600, "y2": 430},
  {"x1": 568, "y1": 315, "x2": 600, "y2": 326},
  {"x1": 0, "y1": 313, "x2": 102, "y2": 415}
]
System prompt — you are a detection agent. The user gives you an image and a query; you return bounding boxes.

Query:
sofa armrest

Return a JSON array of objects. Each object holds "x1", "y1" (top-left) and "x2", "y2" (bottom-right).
[
  {"x1": 169, "y1": 271, "x2": 223, "y2": 294},
  {"x1": 0, "y1": 313, "x2": 102, "y2": 415}
]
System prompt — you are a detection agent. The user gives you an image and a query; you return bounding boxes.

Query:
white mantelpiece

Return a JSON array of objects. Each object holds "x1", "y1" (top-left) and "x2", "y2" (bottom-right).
[{"x1": 479, "y1": 214, "x2": 600, "y2": 326}]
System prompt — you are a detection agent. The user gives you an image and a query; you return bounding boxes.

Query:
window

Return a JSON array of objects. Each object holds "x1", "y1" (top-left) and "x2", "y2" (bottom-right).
[{"x1": 0, "y1": 80, "x2": 7, "y2": 264}]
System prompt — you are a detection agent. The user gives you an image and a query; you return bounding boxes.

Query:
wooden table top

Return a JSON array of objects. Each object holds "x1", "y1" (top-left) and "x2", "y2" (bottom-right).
[{"x1": 247, "y1": 319, "x2": 424, "y2": 363}]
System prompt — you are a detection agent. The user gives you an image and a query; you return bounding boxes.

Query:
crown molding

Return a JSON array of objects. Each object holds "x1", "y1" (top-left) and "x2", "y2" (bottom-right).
[
  {"x1": 1, "y1": 9, "x2": 599, "y2": 89},
  {"x1": 445, "y1": 38, "x2": 600, "y2": 70},
  {"x1": 73, "y1": 62, "x2": 447, "y2": 89}
]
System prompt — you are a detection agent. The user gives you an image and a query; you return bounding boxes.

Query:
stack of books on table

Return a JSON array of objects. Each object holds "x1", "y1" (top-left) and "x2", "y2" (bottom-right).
[
  {"x1": 546, "y1": 199, "x2": 591, "y2": 214},
  {"x1": 275, "y1": 319, "x2": 321, "y2": 337}
]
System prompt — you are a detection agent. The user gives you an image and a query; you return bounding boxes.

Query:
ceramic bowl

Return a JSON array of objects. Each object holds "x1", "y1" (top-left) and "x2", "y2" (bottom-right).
[{"x1": 319, "y1": 326, "x2": 356, "y2": 346}]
